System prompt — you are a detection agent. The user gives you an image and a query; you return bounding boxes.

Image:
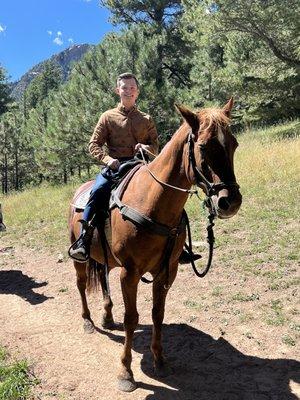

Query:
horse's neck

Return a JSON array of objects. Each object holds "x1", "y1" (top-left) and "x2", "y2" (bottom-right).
[{"x1": 146, "y1": 127, "x2": 191, "y2": 226}]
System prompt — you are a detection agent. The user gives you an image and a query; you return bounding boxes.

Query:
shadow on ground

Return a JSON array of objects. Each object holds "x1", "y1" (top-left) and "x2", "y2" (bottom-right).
[
  {"x1": 0, "y1": 270, "x2": 52, "y2": 304},
  {"x1": 99, "y1": 323, "x2": 299, "y2": 400}
]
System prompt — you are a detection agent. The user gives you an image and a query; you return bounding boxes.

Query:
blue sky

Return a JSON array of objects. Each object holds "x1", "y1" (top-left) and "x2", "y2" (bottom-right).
[{"x1": 0, "y1": 0, "x2": 115, "y2": 82}]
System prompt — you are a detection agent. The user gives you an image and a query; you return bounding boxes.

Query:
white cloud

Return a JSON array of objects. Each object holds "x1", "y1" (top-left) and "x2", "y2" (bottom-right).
[
  {"x1": 68, "y1": 38, "x2": 74, "y2": 44},
  {"x1": 57, "y1": 31, "x2": 62, "y2": 36},
  {"x1": 83, "y1": 0, "x2": 92, "y2": 2},
  {"x1": 53, "y1": 36, "x2": 63, "y2": 46},
  {"x1": 0, "y1": 24, "x2": 6, "y2": 33},
  {"x1": 47, "y1": 30, "x2": 52, "y2": 35}
]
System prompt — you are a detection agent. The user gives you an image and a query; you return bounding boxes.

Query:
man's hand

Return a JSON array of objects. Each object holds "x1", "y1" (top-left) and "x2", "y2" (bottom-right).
[{"x1": 107, "y1": 158, "x2": 120, "y2": 170}]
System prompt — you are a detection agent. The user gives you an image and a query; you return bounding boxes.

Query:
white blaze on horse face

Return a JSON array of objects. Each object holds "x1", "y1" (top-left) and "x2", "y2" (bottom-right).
[{"x1": 217, "y1": 126, "x2": 226, "y2": 149}]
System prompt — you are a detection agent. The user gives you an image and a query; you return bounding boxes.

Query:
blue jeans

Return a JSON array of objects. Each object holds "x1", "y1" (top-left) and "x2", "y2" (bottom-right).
[{"x1": 82, "y1": 168, "x2": 115, "y2": 226}]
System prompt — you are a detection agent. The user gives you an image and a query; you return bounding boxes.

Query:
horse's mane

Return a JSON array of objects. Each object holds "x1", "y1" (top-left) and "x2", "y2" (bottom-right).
[
  {"x1": 158, "y1": 106, "x2": 231, "y2": 158},
  {"x1": 198, "y1": 108, "x2": 230, "y2": 132}
]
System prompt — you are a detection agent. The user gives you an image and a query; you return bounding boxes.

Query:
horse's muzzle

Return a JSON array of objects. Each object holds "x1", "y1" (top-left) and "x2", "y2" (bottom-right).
[{"x1": 213, "y1": 187, "x2": 242, "y2": 219}]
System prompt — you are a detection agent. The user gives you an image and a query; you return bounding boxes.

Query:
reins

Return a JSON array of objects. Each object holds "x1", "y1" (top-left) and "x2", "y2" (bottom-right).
[{"x1": 139, "y1": 147, "x2": 198, "y2": 195}]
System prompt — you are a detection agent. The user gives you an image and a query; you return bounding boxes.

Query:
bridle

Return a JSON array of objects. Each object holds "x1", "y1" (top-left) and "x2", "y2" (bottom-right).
[
  {"x1": 187, "y1": 131, "x2": 240, "y2": 203},
  {"x1": 140, "y1": 131, "x2": 239, "y2": 214}
]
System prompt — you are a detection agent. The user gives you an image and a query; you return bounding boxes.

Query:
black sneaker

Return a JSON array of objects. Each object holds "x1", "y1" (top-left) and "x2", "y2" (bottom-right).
[
  {"x1": 69, "y1": 220, "x2": 95, "y2": 263},
  {"x1": 69, "y1": 238, "x2": 89, "y2": 262}
]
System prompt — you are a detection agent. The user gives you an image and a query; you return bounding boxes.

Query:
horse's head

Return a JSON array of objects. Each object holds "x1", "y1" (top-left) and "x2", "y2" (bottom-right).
[{"x1": 176, "y1": 98, "x2": 242, "y2": 219}]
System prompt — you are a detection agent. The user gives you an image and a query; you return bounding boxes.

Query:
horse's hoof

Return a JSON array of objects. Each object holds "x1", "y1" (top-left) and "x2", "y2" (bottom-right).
[
  {"x1": 154, "y1": 362, "x2": 173, "y2": 378},
  {"x1": 83, "y1": 319, "x2": 94, "y2": 334},
  {"x1": 117, "y1": 378, "x2": 137, "y2": 392},
  {"x1": 101, "y1": 317, "x2": 115, "y2": 330}
]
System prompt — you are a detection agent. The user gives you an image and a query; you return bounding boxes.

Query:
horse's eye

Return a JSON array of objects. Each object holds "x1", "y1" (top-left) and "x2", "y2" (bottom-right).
[{"x1": 198, "y1": 143, "x2": 206, "y2": 152}]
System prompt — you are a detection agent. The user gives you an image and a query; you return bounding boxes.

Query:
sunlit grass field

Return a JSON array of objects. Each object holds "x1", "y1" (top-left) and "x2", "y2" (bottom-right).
[{"x1": 0, "y1": 347, "x2": 37, "y2": 400}]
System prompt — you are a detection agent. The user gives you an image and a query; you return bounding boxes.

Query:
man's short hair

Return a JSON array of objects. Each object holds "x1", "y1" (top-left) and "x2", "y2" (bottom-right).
[{"x1": 116, "y1": 73, "x2": 139, "y2": 88}]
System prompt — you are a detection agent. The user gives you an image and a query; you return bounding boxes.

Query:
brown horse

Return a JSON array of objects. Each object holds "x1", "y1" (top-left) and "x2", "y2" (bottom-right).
[{"x1": 69, "y1": 99, "x2": 242, "y2": 392}]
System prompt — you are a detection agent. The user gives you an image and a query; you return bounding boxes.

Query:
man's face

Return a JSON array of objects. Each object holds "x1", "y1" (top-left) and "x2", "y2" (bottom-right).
[{"x1": 116, "y1": 78, "x2": 139, "y2": 109}]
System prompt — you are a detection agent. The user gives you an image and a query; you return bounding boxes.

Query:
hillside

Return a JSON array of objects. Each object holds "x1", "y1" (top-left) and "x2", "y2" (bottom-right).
[
  {"x1": 9, "y1": 44, "x2": 92, "y2": 100},
  {"x1": 0, "y1": 121, "x2": 299, "y2": 399}
]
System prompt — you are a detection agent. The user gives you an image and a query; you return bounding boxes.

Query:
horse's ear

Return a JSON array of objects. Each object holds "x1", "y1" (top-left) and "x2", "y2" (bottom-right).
[
  {"x1": 223, "y1": 97, "x2": 234, "y2": 117},
  {"x1": 175, "y1": 103, "x2": 199, "y2": 132}
]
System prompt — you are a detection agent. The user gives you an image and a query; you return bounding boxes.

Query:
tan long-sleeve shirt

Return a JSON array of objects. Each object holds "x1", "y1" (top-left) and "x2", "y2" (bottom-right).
[{"x1": 89, "y1": 103, "x2": 159, "y2": 165}]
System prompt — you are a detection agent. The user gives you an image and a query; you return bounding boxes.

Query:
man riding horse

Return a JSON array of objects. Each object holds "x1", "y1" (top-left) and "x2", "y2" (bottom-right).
[{"x1": 69, "y1": 72, "x2": 199, "y2": 263}]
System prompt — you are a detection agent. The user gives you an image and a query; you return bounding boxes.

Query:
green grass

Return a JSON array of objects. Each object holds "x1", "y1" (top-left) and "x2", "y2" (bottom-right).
[
  {"x1": 231, "y1": 292, "x2": 260, "y2": 302},
  {"x1": 0, "y1": 347, "x2": 37, "y2": 400},
  {"x1": 183, "y1": 299, "x2": 202, "y2": 310},
  {"x1": 211, "y1": 286, "x2": 223, "y2": 297},
  {"x1": 264, "y1": 300, "x2": 286, "y2": 326},
  {"x1": 281, "y1": 335, "x2": 296, "y2": 347}
]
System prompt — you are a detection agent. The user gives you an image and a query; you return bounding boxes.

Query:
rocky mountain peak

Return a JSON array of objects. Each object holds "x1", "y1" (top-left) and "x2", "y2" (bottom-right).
[{"x1": 10, "y1": 43, "x2": 92, "y2": 100}]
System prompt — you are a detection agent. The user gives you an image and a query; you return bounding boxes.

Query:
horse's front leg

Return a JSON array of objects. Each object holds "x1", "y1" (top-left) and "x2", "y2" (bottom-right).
[
  {"x1": 117, "y1": 266, "x2": 140, "y2": 392},
  {"x1": 74, "y1": 261, "x2": 95, "y2": 334},
  {"x1": 151, "y1": 263, "x2": 178, "y2": 376}
]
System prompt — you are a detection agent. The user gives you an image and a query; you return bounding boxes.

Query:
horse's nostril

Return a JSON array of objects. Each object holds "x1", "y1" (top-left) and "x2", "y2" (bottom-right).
[{"x1": 218, "y1": 197, "x2": 230, "y2": 211}]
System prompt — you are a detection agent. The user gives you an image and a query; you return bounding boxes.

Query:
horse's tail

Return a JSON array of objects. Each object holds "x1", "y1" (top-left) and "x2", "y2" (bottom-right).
[{"x1": 86, "y1": 258, "x2": 102, "y2": 294}]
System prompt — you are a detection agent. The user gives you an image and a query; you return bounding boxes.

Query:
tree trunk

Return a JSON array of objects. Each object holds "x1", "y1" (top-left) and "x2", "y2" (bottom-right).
[
  {"x1": 63, "y1": 168, "x2": 68, "y2": 184},
  {"x1": 15, "y1": 148, "x2": 19, "y2": 191},
  {"x1": 3, "y1": 152, "x2": 8, "y2": 194}
]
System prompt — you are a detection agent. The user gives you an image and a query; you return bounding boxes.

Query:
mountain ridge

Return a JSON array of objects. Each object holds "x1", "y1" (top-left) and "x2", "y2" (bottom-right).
[{"x1": 10, "y1": 43, "x2": 92, "y2": 100}]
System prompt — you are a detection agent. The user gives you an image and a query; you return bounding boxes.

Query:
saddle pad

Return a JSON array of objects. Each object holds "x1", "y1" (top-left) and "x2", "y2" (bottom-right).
[{"x1": 71, "y1": 186, "x2": 92, "y2": 210}]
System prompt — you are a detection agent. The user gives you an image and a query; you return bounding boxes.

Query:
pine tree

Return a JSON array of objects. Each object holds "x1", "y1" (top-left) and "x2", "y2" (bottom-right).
[
  {"x1": 101, "y1": 1, "x2": 193, "y2": 90},
  {"x1": 24, "y1": 60, "x2": 63, "y2": 110},
  {"x1": 0, "y1": 65, "x2": 12, "y2": 116},
  {"x1": 181, "y1": 0, "x2": 300, "y2": 126}
]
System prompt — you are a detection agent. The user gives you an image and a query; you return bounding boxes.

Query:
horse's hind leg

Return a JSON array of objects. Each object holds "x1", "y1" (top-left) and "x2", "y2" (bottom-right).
[
  {"x1": 74, "y1": 261, "x2": 95, "y2": 334},
  {"x1": 151, "y1": 266, "x2": 177, "y2": 376},
  {"x1": 97, "y1": 262, "x2": 114, "y2": 329}
]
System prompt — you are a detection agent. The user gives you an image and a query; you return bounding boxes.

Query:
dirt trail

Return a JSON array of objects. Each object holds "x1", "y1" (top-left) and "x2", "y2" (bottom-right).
[{"x1": 0, "y1": 243, "x2": 299, "y2": 400}]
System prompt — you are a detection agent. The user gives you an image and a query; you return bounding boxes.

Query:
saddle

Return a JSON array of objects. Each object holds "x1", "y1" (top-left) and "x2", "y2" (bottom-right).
[{"x1": 71, "y1": 160, "x2": 143, "y2": 211}]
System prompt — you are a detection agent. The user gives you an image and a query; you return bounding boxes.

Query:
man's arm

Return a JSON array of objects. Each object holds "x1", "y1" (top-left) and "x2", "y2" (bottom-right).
[
  {"x1": 89, "y1": 114, "x2": 117, "y2": 166},
  {"x1": 135, "y1": 116, "x2": 159, "y2": 156}
]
